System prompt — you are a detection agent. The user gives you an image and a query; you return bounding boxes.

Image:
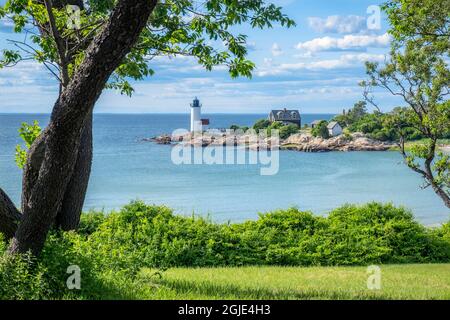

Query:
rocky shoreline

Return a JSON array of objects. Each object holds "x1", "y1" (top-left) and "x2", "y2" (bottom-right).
[
  {"x1": 147, "y1": 131, "x2": 395, "y2": 152},
  {"x1": 281, "y1": 132, "x2": 394, "y2": 152}
]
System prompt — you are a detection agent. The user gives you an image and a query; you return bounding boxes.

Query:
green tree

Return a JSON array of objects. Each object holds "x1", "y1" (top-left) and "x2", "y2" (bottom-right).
[
  {"x1": 311, "y1": 120, "x2": 330, "y2": 139},
  {"x1": 361, "y1": 0, "x2": 450, "y2": 208},
  {"x1": 0, "y1": 0, "x2": 295, "y2": 255},
  {"x1": 253, "y1": 119, "x2": 272, "y2": 131},
  {"x1": 348, "y1": 101, "x2": 368, "y2": 122},
  {"x1": 279, "y1": 123, "x2": 299, "y2": 139},
  {"x1": 333, "y1": 101, "x2": 368, "y2": 127}
]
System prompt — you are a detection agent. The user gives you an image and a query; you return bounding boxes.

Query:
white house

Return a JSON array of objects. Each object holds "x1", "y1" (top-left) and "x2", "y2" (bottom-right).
[{"x1": 327, "y1": 121, "x2": 343, "y2": 136}]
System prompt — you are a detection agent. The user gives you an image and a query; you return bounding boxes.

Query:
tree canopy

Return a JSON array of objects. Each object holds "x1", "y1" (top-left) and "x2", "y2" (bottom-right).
[
  {"x1": 361, "y1": 0, "x2": 450, "y2": 208},
  {"x1": 0, "y1": 0, "x2": 295, "y2": 95}
]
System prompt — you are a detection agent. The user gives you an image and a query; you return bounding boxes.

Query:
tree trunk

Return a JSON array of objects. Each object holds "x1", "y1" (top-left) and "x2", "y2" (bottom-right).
[
  {"x1": 22, "y1": 114, "x2": 93, "y2": 231},
  {"x1": 0, "y1": 188, "x2": 21, "y2": 240},
  {"x1": 21, "y1": 129, "x2": 47, "y2": 213},
  {"x1": 9, "y1": 0, "x2": 158, "y2": 255},
  {"x1": 21, "y1": 0, "x2": 91, "y2": 231},
  {"x1": 55, "y1": 112, "x2": 93, "y2": 230},
  {"x1": 432, "y1": 185, "x2": 450, "y2": 208},
  {"x1": 424, "y1": 152, "x2": 450, "y2": 209}
]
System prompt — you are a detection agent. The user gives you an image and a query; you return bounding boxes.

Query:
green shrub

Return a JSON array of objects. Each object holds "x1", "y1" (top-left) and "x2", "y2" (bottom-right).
[
  {"x1": 311, "y1": 121, "x2": 330, "y2": 139},
  {"x1": 279, "y1": 124, "x2": 300, "y2": 139},
  {"x1": 0, "y1": 201, "x2": 449, "y2": 300},
  {"x1": 79, "y1": 211, "x2": 106, "y2": 236},
  {"x1": 0, "y1": 234, "x2": 50, "y2": 300},
  {"x1": 0, "y1": 252, "x2": 50, "y2": 300},
  {"x1": 320, "y1": 203, "x2": 437, "y2": 264},
  {"x1": 253, "y1": 119, "x2": 271, "y2": 131}
]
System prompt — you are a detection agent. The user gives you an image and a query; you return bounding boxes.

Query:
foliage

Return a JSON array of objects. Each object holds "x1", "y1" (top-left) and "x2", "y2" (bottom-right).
[
  {"x1": 76, "y1": 201, "x2": 450, "y2": 267},
  {"x1": 278, "y1": 124, "x2": 299, "y2": 139},
  {"x1": 382, "y1": 0, "x2": 450, "y2": 53},
  {"x1": 334, "y1": 101, "x2": 368, "y2": 128},
  {"x1": 0, "y1": 252, "x2": 50, "y2": 300},
  {"x1": 0, "y1": 0, "x2": 295, "y2": 95},
  {"x1": 361, "y1": 0, "x2": 450, "y2": 207},
  {"x1": 348, "y1": 110, "x2": 415, "y2": 141},
  {"x1": 78, "y1": 210, "x2": 106, "y2": 236},
  {"x1": 342, "y1": 128, "x2": 353, "y2": 140},
  {"x1": 334, "y1": 106, "x2": 449, "y2": 142},
  {"x1": 229, "y1": 124, "x2": 249, "y2": 132},
  {"x1": 311, "y1": 120, "x2": 330, "y2": 139},
  {"x1": 14, "y1": 120, "x2": 41, "y2": 169},
  {"x1": 0, "y1": 201, "x2": 449, "y2": 299},
  {"x1": 256, "y1": 121, "x2": 300, "y2": 139},
  {"x1": 252, "y1": 119, "x2": 271, "y2": 131}
]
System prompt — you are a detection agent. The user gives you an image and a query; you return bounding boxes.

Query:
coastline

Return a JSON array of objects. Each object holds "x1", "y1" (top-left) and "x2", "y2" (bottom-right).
[
  {"x1": 149, "y1": 131, "x2": 395, "y2": 152},
  {"x1": 150, "y1": 131, "x2": 450, "y2": 153}
]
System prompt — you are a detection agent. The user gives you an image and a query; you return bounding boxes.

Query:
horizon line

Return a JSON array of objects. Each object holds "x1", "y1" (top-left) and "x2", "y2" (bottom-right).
[{"x1": 0, "y1": 112, "x2": 338, "y2": 115}]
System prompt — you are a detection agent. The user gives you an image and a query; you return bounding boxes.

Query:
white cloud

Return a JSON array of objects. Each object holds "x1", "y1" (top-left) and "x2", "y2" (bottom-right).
[
  {"x1": 308, "y1": 15, "x2": 367, "y2": 34},
  {"x1": 271, "y1": 43, "x2": 283, "y2": 57},
  {"x1": 295, "y1": 33, "x2": 391, "y2": 52},
  {"x1": 0, "y1": 60, "x2": 55, "y2": 86},
  {"x1": 293, "y1": 51, "x2": 314, "y2": 59},
  {"x1": 96, "y1": 77, "x2": 361, "y2": 113},
  {"x1": 340, "y1": 53, "x2": 385, "y2": 64},
  {"x1": 257, "y1": 53, "x2": 385, "y2": 76}
]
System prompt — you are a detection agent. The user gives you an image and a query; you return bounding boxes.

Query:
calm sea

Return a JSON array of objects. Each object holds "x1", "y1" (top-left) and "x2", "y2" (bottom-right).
[{"x1": 0, "y1": 113, "x2": 448, "y2": 224}]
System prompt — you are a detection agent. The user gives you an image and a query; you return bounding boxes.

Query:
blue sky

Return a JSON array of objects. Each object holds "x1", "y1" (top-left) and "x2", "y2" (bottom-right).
[{"x1": 0, "y1": 0, "x2": 400, "y2": 114}]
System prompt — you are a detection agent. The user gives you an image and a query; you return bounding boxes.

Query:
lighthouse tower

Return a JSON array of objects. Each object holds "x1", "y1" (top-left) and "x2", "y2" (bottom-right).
[{"x1": 190, "y1": 97, "x2": 202, "y2": 132}]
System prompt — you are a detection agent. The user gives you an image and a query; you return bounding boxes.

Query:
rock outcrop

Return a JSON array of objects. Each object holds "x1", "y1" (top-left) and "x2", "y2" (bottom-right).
[
  {"x1": 147, "y1": 131, "x2": 394, "y2": 152},
  {"x1": 282, "y1": 132, "x2": 393, "y2": 152}
]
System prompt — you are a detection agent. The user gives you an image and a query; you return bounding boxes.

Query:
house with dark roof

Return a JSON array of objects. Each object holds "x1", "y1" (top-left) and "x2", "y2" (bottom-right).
[{"x1": 268, "y1": 108, "x2": 301, "y2": 127}]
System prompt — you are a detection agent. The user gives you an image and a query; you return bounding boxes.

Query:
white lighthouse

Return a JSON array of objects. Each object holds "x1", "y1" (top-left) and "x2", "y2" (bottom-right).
[{"x1": 190, "y1": 97, "x2": 202, "y2": 132}]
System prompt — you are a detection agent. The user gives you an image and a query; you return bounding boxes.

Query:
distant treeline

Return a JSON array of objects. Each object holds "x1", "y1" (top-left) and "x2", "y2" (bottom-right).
[{"x1": 333, "y1": 102, "x2": 450, "y2": 142}]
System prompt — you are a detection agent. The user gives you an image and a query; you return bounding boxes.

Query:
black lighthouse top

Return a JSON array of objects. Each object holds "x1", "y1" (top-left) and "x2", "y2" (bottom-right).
[{"x1": 191, "y1": 97, "x2": 201, "y2": 108}]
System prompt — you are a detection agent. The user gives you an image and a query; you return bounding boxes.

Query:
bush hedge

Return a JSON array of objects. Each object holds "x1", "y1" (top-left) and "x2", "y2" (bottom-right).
[{"x1": 0, "y1": 201, "x2": 449, "y2": 299}]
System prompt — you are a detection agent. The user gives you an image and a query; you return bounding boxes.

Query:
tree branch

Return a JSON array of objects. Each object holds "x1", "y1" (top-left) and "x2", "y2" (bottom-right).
[{"x1": 43, "y1": 0, "x2": 70, "y2": 86}]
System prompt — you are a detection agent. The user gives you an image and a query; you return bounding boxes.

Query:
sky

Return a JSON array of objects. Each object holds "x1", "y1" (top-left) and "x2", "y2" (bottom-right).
[{"x1": 0, "y1": 0, "x2": 401, "y2": 114}]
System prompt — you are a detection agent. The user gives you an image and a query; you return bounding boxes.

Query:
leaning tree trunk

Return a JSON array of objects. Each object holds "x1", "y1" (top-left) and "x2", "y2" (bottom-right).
[
  {"x1": 21, "y1": 0, "x2": 92, "y2": 231},
  {"x1": 55, "y1": 111, "x2": 93, "y2": 230},
  {"x1": 21, "y1": 115, "x2": 93, "y2": 231},
  {"x1": 21, "y1": 128, "x2": 47, "y2": 213},
  {"x1": 50, "y1": 0, "x2": 94, "y2": 231},
  {"x1": 9, "y1": 0, "x2": 158, "y2": 256},
  {"x1": 0, "y1": 188, "x2": 21, "y2": 240},
  {"x1": 424, "y1": 155, "x2": 450, "y2": 209}
]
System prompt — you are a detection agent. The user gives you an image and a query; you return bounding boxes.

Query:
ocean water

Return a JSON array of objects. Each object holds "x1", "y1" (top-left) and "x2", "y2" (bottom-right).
[{"x1": 0, "y1": 113, "x2": 448, "y2": 225}]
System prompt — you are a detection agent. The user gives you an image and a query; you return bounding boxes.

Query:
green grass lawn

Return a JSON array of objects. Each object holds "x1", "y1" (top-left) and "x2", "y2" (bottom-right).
[{"x1": 138, "y1": 264, "x2": 450, "y2": 300}]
